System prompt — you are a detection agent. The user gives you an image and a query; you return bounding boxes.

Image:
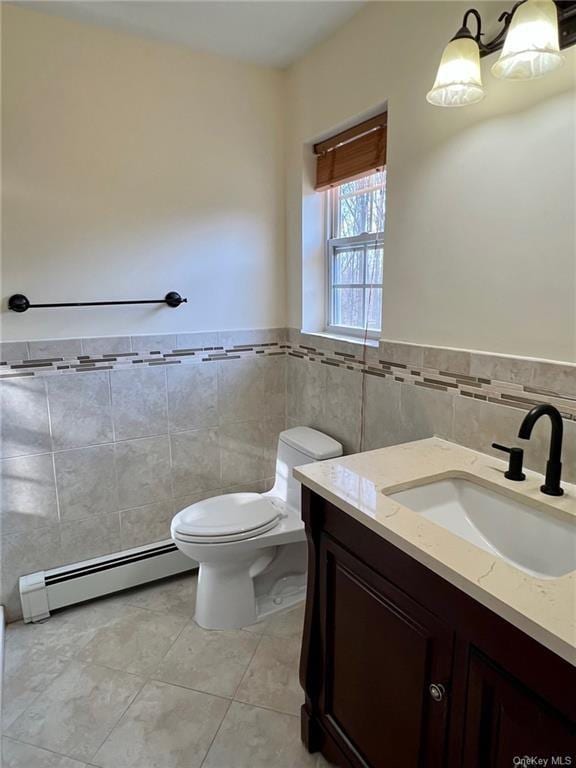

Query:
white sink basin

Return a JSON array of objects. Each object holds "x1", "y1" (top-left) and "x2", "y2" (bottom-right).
[{"x1": 388, "y1": 478, "x2": 576, "y2": 579}]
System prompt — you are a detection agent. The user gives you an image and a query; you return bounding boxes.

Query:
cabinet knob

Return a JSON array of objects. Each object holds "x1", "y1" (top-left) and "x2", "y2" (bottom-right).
[{"x1": 429, "y1": 683, "x2": 446, "y2": 702}]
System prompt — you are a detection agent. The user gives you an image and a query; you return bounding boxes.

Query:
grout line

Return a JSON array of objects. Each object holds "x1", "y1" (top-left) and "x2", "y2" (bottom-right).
[
  {"x1": 198, "y1": 697, "x2": 233, "y2": 768},
  {"x1": 1, "y1": 734, "x2": 97, "y2": 764},
  {"x1": 229, "y1": 633, "x2": 264, "y2": 701}
]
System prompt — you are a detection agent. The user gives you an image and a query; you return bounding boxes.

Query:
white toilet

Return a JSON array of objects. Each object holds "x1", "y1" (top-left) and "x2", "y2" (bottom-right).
[{"x1": 171, "y1": 426, "x2": 342, "y2": 630}]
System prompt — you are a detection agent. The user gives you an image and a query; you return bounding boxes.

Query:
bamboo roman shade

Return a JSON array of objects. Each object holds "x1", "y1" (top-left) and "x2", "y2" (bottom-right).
[{"x1": 314, "y1": 112, "x2": 387, "y2": 191}]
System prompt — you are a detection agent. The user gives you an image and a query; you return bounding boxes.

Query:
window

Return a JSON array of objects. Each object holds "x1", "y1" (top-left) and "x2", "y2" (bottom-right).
[{"x1": 326, "y1": 170, "x2": 386, "y2": 337}]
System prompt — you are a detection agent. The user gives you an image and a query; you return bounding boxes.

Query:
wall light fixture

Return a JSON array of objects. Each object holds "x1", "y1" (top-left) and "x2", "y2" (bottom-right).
[{"x1": 427, "y1": 0, "x2": 576, "y2": 107}]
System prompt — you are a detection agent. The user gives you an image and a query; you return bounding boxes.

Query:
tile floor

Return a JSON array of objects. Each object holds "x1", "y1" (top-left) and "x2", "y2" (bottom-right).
[{"x1": 2, "y1": 572, "x2": 331, "y2": 768}]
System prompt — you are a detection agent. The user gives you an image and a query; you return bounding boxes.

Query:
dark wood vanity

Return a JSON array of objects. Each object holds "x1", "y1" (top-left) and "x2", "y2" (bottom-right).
[{"x1": 299, "y1": 488, "x2": 576, "y2": 768}]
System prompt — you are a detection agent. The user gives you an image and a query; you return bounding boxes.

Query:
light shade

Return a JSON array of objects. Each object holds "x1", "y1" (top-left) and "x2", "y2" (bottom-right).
[
  {"x1": 491, "y1": 0, "x2": 563, "y2": 80},
  {"x1": 427, "y1": 36, "x2": 485, "y2": 107}
]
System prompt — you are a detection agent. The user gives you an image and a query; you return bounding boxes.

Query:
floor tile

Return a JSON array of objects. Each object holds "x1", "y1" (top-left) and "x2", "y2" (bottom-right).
[
  {"x1": 154, "y1": 623, "x2": 260, "y2": 697},
  {"x1": 1, "y1": 737, "x2": 89, "y2": 768},
  {"x1": 4, "y1": 599, "x2": 144, "y2": 662},
  {"x1": 202, "y1": 702, "x2": 331, "y2": 768},
  {"x1": 113, "y1": 572, "x2": 197, "y2": 617},
  {"x1": 243, "y1": 602, "x2": 305, "y2": 638},
  {"x1": 75, "y1": 605, "x2": 187, "y2": 675},
  {"x1": 92, "y1": 680, "x2": 229, "y2": 768},
  {"x1": 6, "y1": 661, "x2": 144, "y2": 762},
  {"x1": 235, "y1": 635, "x2": 304, "y2": 715},
  {"x1": 262, "y1": 602, "x2": 305, "y2": 638},
  {"x1": 2, "y1": 646, "x2": 69, "y2": 730}
]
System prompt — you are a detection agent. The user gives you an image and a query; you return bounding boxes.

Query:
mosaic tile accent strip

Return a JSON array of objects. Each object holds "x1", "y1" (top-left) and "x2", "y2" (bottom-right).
[
  {"x1": 3, "y1": 330, "x2": 575, "y2": 420},
  {"x1": 286, "y1": 340, "x2": 576, "y2": 422}
]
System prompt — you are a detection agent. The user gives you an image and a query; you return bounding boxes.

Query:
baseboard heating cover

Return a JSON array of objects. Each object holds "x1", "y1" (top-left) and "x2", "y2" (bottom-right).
[{"x1": 19, "y1": 540, "x2": 196, "y2": 623}]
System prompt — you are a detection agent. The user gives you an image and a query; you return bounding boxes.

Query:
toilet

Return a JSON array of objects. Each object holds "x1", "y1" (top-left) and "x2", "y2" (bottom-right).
[{"x1": 171, "y1": 426, "x2": 342, "y2": 630}]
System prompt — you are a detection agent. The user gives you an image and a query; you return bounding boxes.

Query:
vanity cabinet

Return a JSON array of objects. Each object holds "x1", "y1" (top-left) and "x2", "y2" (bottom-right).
[{"x1": 300, "y1": 489, "x2": 576, "y2": 768}]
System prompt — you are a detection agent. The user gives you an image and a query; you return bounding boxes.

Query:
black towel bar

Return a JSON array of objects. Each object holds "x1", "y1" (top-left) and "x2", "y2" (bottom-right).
[{"x1": 8, "y1": 292, "x2": 187, "y2": 313}]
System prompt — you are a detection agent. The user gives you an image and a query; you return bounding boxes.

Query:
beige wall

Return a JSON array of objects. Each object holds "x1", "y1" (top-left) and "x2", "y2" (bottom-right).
[
  {"x1": 286, "y1": 1, "x2": 576, "y2": 362},
  {"x1": 1, "y1": 5, "x2": 285, "y2": 341}
]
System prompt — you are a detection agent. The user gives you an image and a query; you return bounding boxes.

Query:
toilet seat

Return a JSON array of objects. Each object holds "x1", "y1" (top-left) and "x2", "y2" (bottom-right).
[{"x1": 172, "y1": 493, "x2": 282, "y2": 544}]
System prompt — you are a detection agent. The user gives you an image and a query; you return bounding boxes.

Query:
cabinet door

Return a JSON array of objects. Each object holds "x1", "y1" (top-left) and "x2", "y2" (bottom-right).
[
  {"x1": 319, "y1": 537, "x2": 453, "y2": 768},
  {"x1": 462, "y1": 651, "x2": 576, "y2": 767}
]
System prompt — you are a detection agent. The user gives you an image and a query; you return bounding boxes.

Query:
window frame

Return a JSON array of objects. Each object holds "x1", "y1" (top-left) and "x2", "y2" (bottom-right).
[{"x1": 325, "y1": 177, "x2": 385, "y2": 340}]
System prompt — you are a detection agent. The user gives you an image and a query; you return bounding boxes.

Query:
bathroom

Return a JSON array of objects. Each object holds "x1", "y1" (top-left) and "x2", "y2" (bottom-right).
[{"x1": 1, "y1": 0, "x2": 575, "y2": 765}]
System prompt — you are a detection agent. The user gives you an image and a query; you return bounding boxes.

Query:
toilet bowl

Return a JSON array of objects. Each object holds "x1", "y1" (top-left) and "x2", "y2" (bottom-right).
[{"x1": 171, "y1": 426, "x2": 342, "y2": 629}]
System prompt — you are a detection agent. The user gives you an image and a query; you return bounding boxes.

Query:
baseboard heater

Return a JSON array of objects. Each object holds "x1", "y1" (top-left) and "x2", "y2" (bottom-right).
[{"x1": 19, "y1": 540, "x2": 196, "y2": 623}]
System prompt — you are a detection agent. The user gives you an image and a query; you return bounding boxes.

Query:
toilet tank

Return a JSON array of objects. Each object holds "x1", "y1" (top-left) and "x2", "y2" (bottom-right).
[{"x1": 269, "y1": 427, "x2": 343, "y2": 511}]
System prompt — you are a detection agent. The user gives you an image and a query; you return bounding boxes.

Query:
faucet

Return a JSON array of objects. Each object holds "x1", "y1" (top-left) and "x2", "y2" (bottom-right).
[{"x1": 518, "y1": 404, "x2": 564, "y2": 497}]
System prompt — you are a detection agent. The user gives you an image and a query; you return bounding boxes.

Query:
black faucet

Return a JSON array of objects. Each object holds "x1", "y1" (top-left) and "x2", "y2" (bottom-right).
[{"x1": 518, "y1": 404, "x2": 564, "y2": 497}]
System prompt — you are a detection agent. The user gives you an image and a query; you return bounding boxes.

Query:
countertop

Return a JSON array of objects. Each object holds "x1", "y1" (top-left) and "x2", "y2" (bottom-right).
[{"x1": 294, "y1": 438, "x2": 576, "y2": 666}]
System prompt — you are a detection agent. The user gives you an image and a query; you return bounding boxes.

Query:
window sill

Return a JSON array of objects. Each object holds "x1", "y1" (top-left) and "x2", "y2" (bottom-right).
[{"x1": 303, "y1": 330, "x2": 380, "y2": 349}]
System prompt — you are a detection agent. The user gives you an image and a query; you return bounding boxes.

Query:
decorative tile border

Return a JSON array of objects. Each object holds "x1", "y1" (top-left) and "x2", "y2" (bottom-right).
[
  {"x1": 286, "y1": 332, "x2": 576, "y2": 423},
  {"x1": 0, "y1": 333, "x2": 288, "y2": 379},
  {"x1": 2, "y1": 328, "x2": 575, "y2": 421}
]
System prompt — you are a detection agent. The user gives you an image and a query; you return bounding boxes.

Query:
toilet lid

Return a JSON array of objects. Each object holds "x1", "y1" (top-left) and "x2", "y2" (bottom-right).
[{"x1": 173, "y1": 493, "x2": 282, "y2": 540}]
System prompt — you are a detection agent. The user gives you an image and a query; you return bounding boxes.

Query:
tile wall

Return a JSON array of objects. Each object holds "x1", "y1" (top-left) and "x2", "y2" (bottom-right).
[
  {"x1": 2, "y1": 325, "x2": 575, "y2": 621},
  {"x1": 0, "y1": 330, "x2": 287, "y2": 620},
  {"x1": 286, "y1": 328, "x2": 576, "y2": 478}
]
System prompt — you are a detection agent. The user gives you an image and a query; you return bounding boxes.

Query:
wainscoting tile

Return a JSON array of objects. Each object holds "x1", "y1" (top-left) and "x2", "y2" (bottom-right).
[
  {"x1": 219, "y1": 419, "x2": 282, "y2": 487},
  {"x1": 286, "y1": 355, "x2": 326, "y2": 425},
  {"x1": 0, "y1": 526, "x2": 61, "y2": 621},
  {"x1": 235, "y1": 635, "x2": 303, "y2": 716},
  {"x1": 0, "y1": 453, "x2": 58, "y2": 534},
  {"x1": 92, "y1": 681, "x2": 229, "y2": 768},
  {"x1": 0, "y1": 378, "x2": 51, "y2": 458},
  {"x1": 218, "y1": 328, "x2": 286, "y2": 347},
  {"x1": 154, "y1": 623, "x2": 260, "y2": 697},
  {"x1": 562, "y1": 419, "x2": 576, "y2": 485},
  {"x1": 379, "y1": 340, "x2": 424, "y2": 368},
  {"x1": 76, "y1": 606, "x2": 186, "y2": 676},
  {"x1": 453, "y1": 395, "x2": 560, "y2": 475},
  {"x1": 202, "y1": 702, "x2": 328, "y2": 768},
  {"x1": 81, "y1": 336, "x2": 131, "y2": 356},
  {"x1": 59, "y1": 512, "x2": 121, "y2": 564},
  {"x1": 399, "y1": 383, "x2": 455, "y2": 443},
  {"x1": 361, "y1": 375, "x2": 404, "y2": 451},
  {"x1": 0, "y1": 341, "x2": 29, "y2": 362},
  {"x1": 1, "y1": 737, "x2": 89, "y2": 768},
  {"x1": 529, "y1": 361, "x2": 576, "y2": 397},
  {"x1": 47, "y1": 371, "x2": 113, "y2": 450},
  {"x1": 469, "y1": 352, "x2": 536, "y2": 386},
  {"x1": 167, "y1": 364, "x2": 218, "y2": 431},
  {"x1": 55, "y1": 444, "x2": 118, "y2": 521},
  {"x1": 119, "y1": 500, "x2": 174, "y2": 549},
  {"x1": 28, "y1": 339, "x2": 83, "y2": 359},
  {"x1": 6, "y1": 661, "x2": 144, "y2": 762},
  {"x1": 110, "y1": 366, "x2": 168, "y2": 440},
  {"x1": 321, "y1": 365, "x2": 363, "y2": 453},
  {"x1": 422, "y1": 346, "x2": 472, "y2": 376},
  {"x1": 170, "y1": 428, "x2": 221, "y2": 497},
  {"x1": 115, "y1": 435, "x2": 171, "y2": 509},
  {"x1": 218, "y1": 359, "x2": 265, "y2": 424},
  {"x1": 172, "y1": 491, "x2": 215, "y2": 514},
  {"x1": 130, "y1": 334, "x2": 177, "y2": 353},
  {"x1": 175, "y1": 331, "x2": 219, "y2": 350},
  {"x1": 261, "y1": 356, "x2": 287, "y2": 420}
]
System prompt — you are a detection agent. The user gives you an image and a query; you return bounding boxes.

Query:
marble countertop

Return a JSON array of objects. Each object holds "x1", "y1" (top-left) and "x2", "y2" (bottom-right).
[{"x1": 294, "y1": 438, "x2": 576, "y2": 666}]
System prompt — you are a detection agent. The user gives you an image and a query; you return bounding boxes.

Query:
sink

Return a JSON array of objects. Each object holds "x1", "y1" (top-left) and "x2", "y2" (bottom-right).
[{"x1": 387, "y1": 478, "x2": 576, "y2": 578}]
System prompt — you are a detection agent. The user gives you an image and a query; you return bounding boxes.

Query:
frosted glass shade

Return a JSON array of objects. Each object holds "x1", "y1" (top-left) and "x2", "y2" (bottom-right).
[
  {"x1": 427, "y1": 37, "x2": 485, "y2": 107},
  {"x1": 491, "y1": 0, "x2": 563, "y2": 80}
]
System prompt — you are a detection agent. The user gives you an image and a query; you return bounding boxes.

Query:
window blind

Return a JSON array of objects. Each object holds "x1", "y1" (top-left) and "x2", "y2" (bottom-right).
[{"x1": 314, "y1": 112, "x2": 387, "y2": 191}]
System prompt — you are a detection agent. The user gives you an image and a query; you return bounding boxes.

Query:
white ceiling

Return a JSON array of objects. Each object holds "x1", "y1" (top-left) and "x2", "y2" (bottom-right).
[{"x1": 23, "y1": 1, "x2": 366, "y2": 68}]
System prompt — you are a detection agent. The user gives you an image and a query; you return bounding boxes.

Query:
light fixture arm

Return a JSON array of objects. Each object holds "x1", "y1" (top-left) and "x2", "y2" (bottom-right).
[{"x1": 457, "y1": 0, "x2": 528, "y2": 56}]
